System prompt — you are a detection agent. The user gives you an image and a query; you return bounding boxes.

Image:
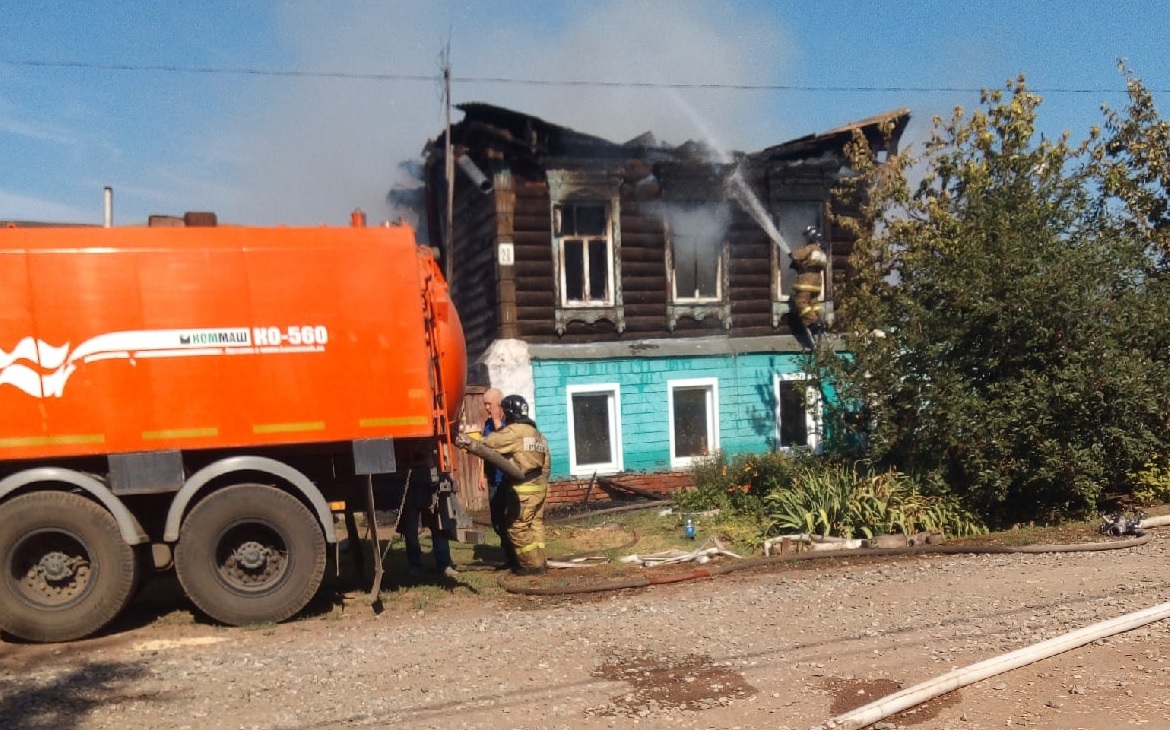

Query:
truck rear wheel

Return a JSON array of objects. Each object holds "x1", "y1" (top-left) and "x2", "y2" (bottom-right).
[
  {"x1": 0, "y1": 491, "x2": 139, "y2": 643},
  {"x1": 174, "y1": 483, "x2": 325, "y2": 626}
]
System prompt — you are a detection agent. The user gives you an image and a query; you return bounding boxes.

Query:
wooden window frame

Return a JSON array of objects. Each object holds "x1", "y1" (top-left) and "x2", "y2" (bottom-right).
[{"x1": 547, "y1": 170, "x2": 625, "y2": 334}]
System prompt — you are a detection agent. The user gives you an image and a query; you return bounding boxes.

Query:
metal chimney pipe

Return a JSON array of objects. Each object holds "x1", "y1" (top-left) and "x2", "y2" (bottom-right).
[
  {"x1": 456, "y1": 155, "x2": 493, "y2": 195},
  {"x1": 103, "y1": 186, "x2": 113, "y2": 227}
]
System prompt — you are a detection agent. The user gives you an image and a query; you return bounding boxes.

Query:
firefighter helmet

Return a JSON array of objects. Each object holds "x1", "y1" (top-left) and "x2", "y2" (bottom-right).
[
  {"x1": 803, "y1": 225, "x2": 823, "y2": 244},
  {"x1": 500, "y1": 394, "x2": 530, "y2": 423}
]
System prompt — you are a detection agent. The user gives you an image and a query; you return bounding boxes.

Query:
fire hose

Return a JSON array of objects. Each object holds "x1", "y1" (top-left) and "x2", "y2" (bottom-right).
[
  {"x1": 500, "y1": 519, "x2": 1157, "y2": 728},
  {"x1": 812, "y1": 592, "x2": 1170, "y2": 730},
  {"x1": 500, "y1": 533, "x2": 1152, "y2": 596},
  {"x1": 499, "y1": 531, "x2": 1159, "y2": 727},
  {"x1": 808, "y1": 522, "x2": 1170, "y2": 730},
  {"x1": 454, "y1": 434, "x2": 526, "y2": 482}
]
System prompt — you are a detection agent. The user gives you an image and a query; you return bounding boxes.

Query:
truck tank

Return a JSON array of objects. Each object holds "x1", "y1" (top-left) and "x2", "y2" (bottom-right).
[{"x1": 0, "y1": 212, "x2": 466, "y2": 642}]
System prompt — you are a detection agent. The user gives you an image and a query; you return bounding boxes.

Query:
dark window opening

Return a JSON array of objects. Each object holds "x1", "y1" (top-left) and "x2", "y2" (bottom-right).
[
  {"x1": 565, "y1": 239, "x2": 585, "y2": 300},
  {"x1": 572, "y1": 393, "x2": 613, "y2": 465},
  {"x1": 673, "y1": 387, "x2": 709, "y2": 458},
  {"x1": 778, "y1": 380, "x2": 810, "y2": 448}
]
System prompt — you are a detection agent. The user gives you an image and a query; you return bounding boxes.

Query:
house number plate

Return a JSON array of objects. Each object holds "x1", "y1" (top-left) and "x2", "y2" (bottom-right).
[{"x1": 498, "y1": 241, "x2": 515, "y2": 266}]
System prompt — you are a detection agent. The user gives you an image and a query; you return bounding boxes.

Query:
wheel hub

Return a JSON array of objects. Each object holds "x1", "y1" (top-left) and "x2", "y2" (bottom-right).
[
  {"x1": 234, "y1": 541, "x2": 269, "y2": 571},
  {"x1": 38, "y1": 551, "x2": 75, "y2": 581},
  {"x1": 15, "y1": 534, "x2": 91, "y2": 605}
]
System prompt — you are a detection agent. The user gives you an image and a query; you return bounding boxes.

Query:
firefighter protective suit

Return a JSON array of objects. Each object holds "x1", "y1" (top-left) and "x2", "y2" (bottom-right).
[
  {"x1": 789, "y1": 238, "x2": 828, "y2": 332},
  {"x1": 480, "y1": 421, "x2": 551, "y2": 572}
]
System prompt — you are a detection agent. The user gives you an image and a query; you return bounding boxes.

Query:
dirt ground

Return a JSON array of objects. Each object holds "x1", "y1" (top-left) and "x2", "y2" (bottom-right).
[{"x1": 1, "y1": 527, "x2": 1168, "y2": 730}]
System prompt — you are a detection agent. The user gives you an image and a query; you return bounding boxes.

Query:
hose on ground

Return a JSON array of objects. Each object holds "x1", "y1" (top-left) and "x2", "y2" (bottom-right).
[
  {"x1": 497, "y1": 522, "x2": 1161, "y2": 728},
  {"x1": 499, "y1": 533, "x2": 1153, "y2": 596},
  {"x1": 811, "y1": 588, "x2": 1170, "y2": 730},
  {"x1": 548, "y1": 500, "x2": 673, "y2": 525}
]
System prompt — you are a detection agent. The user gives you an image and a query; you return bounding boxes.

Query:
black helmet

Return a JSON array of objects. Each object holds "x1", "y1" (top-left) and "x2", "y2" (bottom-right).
[
  {"x1": 500, "y1": 394, "x2": 530, "y2": 423},
  {"x1": 803, "y1": 225, "x2": 822, "y2": 244}
]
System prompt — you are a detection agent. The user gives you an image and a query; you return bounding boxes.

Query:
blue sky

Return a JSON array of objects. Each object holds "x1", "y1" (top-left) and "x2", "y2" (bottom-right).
[{"x1": 3, "y1": 1, "x2": 1168, "y2": 226}]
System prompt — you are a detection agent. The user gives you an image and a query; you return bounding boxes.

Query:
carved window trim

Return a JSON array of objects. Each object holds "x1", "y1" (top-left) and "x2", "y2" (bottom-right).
[{"x1": 547, "y1": 170, "x2": 624, "y2": 334}]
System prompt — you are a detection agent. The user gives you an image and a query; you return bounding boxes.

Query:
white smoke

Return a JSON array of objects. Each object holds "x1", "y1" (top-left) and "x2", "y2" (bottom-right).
[{"x1": 201, "y1": 0, "x2": 797, "y2": 226}]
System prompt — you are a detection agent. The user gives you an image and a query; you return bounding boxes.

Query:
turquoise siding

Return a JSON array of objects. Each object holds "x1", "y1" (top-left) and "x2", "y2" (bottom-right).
[{"x1": 532, "y1": 353, "x2": 812, "y2": 480}]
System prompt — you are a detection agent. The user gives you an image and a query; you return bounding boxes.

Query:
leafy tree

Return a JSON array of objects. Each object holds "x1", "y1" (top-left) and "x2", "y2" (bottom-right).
[{"x1": 820, "y1": 73, "x2": 1170, "y2": 526}]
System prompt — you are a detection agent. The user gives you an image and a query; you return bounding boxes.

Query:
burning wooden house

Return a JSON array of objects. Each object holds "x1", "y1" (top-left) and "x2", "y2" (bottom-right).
[{"x1": 423, "y1": 103, "x2": 908, "y2": 503}]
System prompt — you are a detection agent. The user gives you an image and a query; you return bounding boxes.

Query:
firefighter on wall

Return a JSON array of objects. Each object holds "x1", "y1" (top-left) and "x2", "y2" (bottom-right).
[
  {"x1": 789, "y1": 225, "x2": 828, "y2": 337},
  {"x1": 469, "y1": 395, "x2": 550, "y2": 576}
]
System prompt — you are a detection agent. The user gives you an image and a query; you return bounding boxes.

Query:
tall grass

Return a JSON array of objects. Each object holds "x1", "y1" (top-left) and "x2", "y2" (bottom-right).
[{"x1": 676, "y1": 451, "x2": 985, "y2": 541}]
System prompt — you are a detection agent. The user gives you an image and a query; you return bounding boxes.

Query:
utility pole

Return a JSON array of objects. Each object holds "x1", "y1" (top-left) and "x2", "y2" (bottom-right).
[{"x1": 442, "y1": 42, "x2": 454, "y2": 284}]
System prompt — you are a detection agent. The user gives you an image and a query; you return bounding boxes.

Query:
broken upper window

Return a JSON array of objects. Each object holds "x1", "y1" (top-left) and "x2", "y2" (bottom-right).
[
  {"x1": 665, "y1": 204, "x2": 728, "y2": 303},
  {"x1": 773, "y1": 202, "x2": 823, "y2": 299},
  {"x1": 771, "y1": 202, "x2": 826, "y2": 328},
  {"x1": 555, "y1": 202, "x2": 612, "y2": 305}
]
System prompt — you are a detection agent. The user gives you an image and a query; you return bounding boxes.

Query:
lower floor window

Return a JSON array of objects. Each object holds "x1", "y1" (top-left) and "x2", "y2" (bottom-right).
[
  {"x1": 566, "y1": 384, "x2": 622, "y2": 475},
  {"x1": 775, "y1": 373, "x2": 822, "y2": 452},
  {"x1": 668, "y1": 378, "x2": 719, "y2": 468}
]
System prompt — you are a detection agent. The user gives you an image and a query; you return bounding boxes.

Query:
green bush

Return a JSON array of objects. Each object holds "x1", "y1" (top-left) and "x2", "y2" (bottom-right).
[
  {"x1": 1131, "y1": 460, "x2": 1170, "y2": 506},
  {"x1": 678, "y1": 452, "x2": 984, "y2": 541},
  {"x1": 822, "y1": 72, "x2": 1170, "y2": 526},
  {"x1": 760, "y1": 462, "x2": 985, "y2": 539},
  {"x1": 674, "y1": 450, "x2": 800, "y2": 519}
]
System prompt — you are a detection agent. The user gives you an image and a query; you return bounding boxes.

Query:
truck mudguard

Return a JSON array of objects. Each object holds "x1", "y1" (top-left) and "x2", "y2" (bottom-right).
[
  {"x1": 0, "y1": 467, "x2": 148, "y2": 544},
  {"x1": 164, "y1": 455, "x2": 336, "y2": 544}
]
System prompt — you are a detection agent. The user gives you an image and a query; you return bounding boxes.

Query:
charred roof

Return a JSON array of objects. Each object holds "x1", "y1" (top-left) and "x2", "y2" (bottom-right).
[{"x1": 437, "y1": 102, "x2": 910, "y2": 169}]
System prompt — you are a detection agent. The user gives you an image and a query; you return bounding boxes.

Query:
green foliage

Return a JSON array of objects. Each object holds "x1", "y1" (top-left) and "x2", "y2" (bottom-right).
[
  {"x1": 679, "y1": 452, "x2": 984, "y2": 541},
  {"x1": 674, "y1": 450, "x2": 799, "y2": 519},
  {"x1": 1131, "y1": 460, "x2": 1170, "y2": 506},
  {"x1": 822, "y1": 71, "x2": 1170, "y2": 527},
  {"x1": 760, "y1": 463, "x2": 985, "y2": 539}
]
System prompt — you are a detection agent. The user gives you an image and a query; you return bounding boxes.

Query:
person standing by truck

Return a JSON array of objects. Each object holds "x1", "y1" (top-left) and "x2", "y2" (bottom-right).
[
  {"x1": 477, "y1": 395, "x2": 549, "y2": 576},
  {"x1": 398, "y1": 470, "x2": 459, "y2": 579},
  {"x1": 481, "y1": 388, "x2": 519, "y2": 571}
]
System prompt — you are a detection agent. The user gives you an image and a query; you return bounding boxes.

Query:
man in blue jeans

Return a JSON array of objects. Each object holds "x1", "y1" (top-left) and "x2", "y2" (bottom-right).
[{"x1": 398, "y1": 471, "x2": 458, "y2": 579}]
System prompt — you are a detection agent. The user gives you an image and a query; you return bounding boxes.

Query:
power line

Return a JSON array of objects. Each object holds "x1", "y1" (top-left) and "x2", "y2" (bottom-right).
[{"x1": 0, "y1": 57, "x2": 1149, "y2": 95}]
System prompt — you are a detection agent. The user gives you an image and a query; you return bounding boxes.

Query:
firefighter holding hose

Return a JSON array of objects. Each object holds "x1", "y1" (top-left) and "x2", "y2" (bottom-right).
[
  {"x1": 455, "y1": 395, "x2": 550, "y2": 575},
  {"x1": 790, "y1": 225, "x2": 828, "y2": 337}
]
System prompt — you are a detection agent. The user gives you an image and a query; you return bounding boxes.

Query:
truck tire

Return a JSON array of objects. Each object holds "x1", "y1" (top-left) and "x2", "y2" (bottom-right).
[
  {"x1": 174, "y1": 483, "x2": 325, "y2": 626},
  {"x1": 0, "y1": 491, "x2": 139, "y2": 643}
]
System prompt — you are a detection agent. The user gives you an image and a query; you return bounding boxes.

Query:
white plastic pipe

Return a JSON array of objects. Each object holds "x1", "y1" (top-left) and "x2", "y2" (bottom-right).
[{"x1": 810, "y1": 599, "x2": 1170, "y2": 730}]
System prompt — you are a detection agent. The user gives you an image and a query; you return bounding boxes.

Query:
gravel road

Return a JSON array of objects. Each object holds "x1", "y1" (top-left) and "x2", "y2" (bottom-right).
[{"x1": 2, "y1": 532, "x2": 1168, "y2": 730}]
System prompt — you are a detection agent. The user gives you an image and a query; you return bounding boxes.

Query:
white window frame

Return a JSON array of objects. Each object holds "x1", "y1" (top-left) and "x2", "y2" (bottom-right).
[
  {"x1": 554, "y1": 201, "x2": 615, "y2": 308},
  {"x1": 565, "y1": 383, "x2": 623, "y2": 476},
  {"x1": 774, "y1": 372, "x2": 823, "y2": 453},
  {"x1": 667, "y1": 377, "x2": 720, "y2": 469}
]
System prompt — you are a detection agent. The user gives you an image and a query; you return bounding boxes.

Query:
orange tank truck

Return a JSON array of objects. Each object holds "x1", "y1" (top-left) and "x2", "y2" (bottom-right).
[{"x1": 0, "y1": 212, "x2": 467, "y2": 642}]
